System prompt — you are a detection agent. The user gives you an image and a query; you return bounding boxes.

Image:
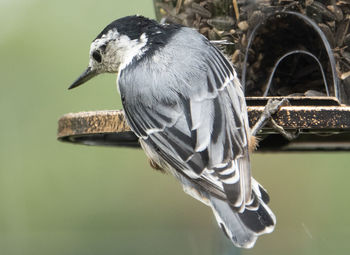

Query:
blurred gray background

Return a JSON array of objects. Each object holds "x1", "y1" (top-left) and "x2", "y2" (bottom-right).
[{"x1": 1, "y1": 0, "x2": 349, "y2": 254}]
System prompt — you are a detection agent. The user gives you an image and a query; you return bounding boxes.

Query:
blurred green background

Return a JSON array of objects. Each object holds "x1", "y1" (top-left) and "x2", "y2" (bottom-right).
[{"x1": 1, "y1": 0, "x2": 350, "y2": 254}]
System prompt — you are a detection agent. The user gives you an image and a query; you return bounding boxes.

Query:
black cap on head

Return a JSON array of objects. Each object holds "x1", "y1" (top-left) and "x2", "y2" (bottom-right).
[{"x1": 95, "y1": 15, "x2": 159, "y2": 41}]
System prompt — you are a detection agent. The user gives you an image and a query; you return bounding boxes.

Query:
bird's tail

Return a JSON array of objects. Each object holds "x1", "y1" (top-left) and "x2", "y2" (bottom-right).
[{"x1": 209, "y1": 178, "x2": 276, "y2": 248}]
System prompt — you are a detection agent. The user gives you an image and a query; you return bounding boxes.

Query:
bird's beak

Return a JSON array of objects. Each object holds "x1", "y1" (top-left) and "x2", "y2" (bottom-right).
[{"x1": 68, "y1": 66, "x2": 98, "y2": 90}]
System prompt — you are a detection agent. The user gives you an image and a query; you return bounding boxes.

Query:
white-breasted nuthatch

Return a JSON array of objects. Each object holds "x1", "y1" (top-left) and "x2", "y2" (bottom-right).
[{"x1": 69, "y1": 15, "x2": 276, "y2": 248}]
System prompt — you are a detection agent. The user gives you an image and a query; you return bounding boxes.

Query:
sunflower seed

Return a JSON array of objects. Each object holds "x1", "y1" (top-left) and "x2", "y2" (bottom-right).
[
  {"x1": 207, "y1": 16, "x2": 235, "y2": 30},
  {"x1": 191, "y1": 2, "x2": 212, "y2": 18}
]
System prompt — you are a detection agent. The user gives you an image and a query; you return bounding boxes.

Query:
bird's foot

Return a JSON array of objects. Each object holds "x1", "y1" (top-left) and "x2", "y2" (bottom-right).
[
  {"x1": 251, "y1": 98, "x2": 298, "y2": 140},
  {"x1": 269, "y1": 118, "x2": 300, "y2": 141}
]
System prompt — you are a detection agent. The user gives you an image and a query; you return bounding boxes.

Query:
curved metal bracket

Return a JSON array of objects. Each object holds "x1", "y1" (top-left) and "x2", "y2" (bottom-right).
[
  {"x1": 242, "y1": 11, "x2": 339, "y2": 99},
  {"x1": 263, "y1": 50, "x2": 330, "y2": 97}
]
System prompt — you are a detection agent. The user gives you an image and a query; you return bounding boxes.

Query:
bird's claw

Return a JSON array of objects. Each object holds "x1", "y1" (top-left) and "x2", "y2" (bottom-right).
[
  {"x1": 263, "y1": 98, "x2": 290, "y2": 117},
  {"x1": 269, "y1": 118, "x2": 300, "y2": 141},
  {"x1": 251, "y1": 98, "x2": 296, "y2": 140}
]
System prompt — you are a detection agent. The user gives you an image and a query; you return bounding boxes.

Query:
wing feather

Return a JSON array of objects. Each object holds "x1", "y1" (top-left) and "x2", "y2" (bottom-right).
[{"x1": 119, "y1": 31, "x2": 251, "y2": 210}]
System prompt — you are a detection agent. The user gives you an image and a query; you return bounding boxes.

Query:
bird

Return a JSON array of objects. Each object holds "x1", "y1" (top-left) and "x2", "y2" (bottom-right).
[{"x1": 69, "y1": 15, "x2": 276, "y2": 248}]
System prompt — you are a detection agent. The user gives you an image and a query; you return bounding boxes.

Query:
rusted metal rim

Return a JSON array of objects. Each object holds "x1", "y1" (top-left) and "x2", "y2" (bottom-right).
[
  {"x1": 57, "y1": 110, "x2": 139, "y2": 147},
  {"x1": 58, "y1": 103, "x2": 350, "y2": 151}
]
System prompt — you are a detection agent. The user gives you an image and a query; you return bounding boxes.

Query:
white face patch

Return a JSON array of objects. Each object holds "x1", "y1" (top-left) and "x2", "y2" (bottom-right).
[{"x1": 88, "y1": 29, "x2": 148, "y2": 74}]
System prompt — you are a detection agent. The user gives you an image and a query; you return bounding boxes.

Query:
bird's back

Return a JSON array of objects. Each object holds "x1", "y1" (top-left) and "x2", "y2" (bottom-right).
[{"x1": 118, "y1": 22, "x2": 275, "y2": 248}]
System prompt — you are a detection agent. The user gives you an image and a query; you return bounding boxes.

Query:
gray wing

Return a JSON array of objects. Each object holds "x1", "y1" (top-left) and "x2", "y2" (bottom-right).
[{"x1": 119, "y1": 29, "x2": 252, "y2": 211}]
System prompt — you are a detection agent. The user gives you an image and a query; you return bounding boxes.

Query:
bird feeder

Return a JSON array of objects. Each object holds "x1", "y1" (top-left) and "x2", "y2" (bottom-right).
[{"x1": 58, "y1": 0, "x2": 350, "y2": 151}]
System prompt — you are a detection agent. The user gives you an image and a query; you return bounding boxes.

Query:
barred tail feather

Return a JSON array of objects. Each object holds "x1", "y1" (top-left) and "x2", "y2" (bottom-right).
[
  {"x1": 210, "y1": 196, "x2": 257, "y2": 248},
  {"x1": 209, "y1": 179, "x2": 276, "y2": 248}
]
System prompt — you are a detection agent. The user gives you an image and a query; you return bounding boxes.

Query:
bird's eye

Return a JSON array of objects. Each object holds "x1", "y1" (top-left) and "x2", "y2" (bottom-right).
[
  {"x1": 92, "y1": 51, "x2": 102, "y2": 63},
  {"x1": 100, "y1": 44, "x2": 107, "y2": 52}
]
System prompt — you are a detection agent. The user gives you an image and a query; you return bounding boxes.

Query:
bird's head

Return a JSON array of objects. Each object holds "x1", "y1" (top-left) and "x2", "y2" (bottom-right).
[{"x1": 69, "y1": 15, "x2": 159, "y2": 90}]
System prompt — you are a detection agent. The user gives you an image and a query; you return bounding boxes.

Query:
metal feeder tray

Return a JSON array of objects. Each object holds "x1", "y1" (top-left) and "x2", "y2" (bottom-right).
[{"x1": 57, "y1": 96, "x2": 350, "y2": 152}]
